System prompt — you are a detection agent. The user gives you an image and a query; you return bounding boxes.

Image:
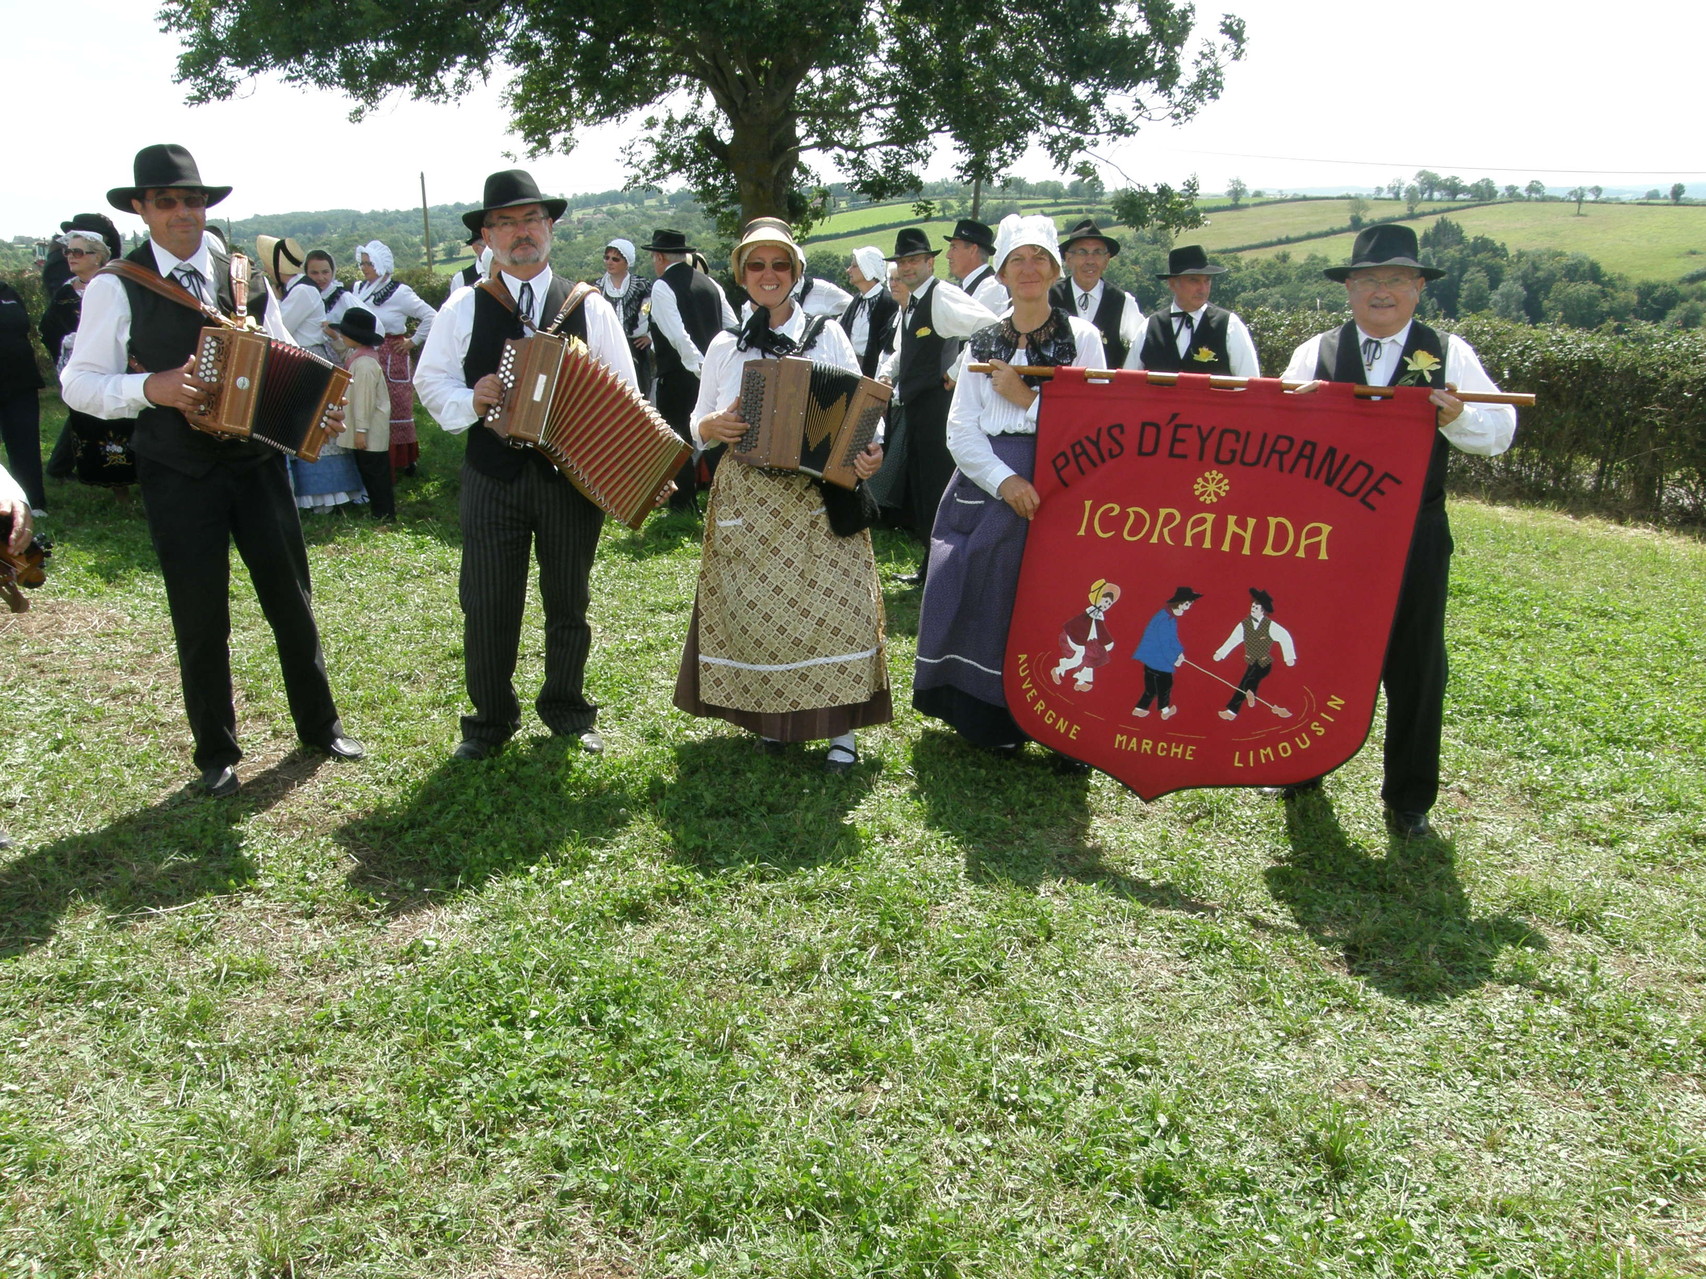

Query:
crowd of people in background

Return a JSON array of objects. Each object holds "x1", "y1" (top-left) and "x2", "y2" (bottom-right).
[{"x1": 10, "y1": 145, "x2": 1515, "y2": 842}]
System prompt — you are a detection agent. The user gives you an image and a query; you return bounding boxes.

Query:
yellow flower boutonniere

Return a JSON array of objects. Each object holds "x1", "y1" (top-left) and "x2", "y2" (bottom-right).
[
  {"x1": 1191, "y1": 347, "x2": 1218, "y2": 363},
  {"x1": 915, "y1": 326, "x2": 933, "y2": 338},
  {"x1": 1398, "y1": 349, "x2": 1442, "y2": 385}
]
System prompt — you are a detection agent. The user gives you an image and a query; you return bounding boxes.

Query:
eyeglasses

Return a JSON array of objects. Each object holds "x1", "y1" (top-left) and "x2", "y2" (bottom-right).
[
  {"x1": 485, "y1": 213, "x2": 549, "y2": 233},
  {"x1": 1347, "y1": 274, "x2": 1421, "y2": 292},
  {"x1": 146, "y1": 193, "x2": 208, "y2": 210},
  {"x1": 744, "y1": 257, "x2": 794, "y2": 274},
  {"x1": 63, "y1": 247, "x2": 101, "y2": 258}
]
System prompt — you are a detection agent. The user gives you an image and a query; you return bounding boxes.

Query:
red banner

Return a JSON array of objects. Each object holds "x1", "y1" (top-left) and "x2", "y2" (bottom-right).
[{"x1": 1004, "y1": 370, "x2": 1439, "y2": 800}]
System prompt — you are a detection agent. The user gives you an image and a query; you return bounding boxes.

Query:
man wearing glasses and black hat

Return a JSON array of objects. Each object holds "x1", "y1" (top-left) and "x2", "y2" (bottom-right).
[
  {"x1": 415, "y1": 168, "x2": 639, "y2": 761},
  {"x1": 1130, "y1": 245, "x2": 1260, "y2": 377},
  {"x1": 1278, "y1": 224, "x2": 1516, "y2": 838},
  {"x1": 61, "y1": 144, "x2": 364, "y2": 798},
  {"x1": 1050, "y1": 219, "x2": 1144, "y2": 369}
]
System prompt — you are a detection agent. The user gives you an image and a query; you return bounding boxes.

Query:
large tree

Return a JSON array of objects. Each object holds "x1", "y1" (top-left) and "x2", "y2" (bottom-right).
[{"x1": 162, "y1": 0, "x2": 1246, "y2": 233}]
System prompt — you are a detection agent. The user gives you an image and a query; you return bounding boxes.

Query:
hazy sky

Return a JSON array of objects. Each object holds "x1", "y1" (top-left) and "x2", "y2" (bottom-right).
[{"x1": 11, "y1": 0, "x2": 1702, "y2": 240}]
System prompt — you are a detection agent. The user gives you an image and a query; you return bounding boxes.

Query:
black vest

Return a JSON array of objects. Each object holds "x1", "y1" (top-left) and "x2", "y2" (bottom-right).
[
  {"x1": 961, "y1": 263, "x2": 994, "y2": 298},
  {"x1": 839, "y1": 287, "x2": 899, "y2": 379},
  {"x1": 896, "y1": 282, "x2": 956, "y2": 403},
  {"x1": 120, "y1": 241, "x2": 274, "y2": 477},
  {"x1": 1050, "y1": 279, "x2": 1132, "y2": 368},
  {"x1": 1316, "y1": 319, "x2": 1451, "y2": 510},
  {"x1": 1138, "y1": 305, "x2": 1235, "y2": 374},
  {"x1": 462, "y1": 276, "x2": 587, "y2": 482},
  {"x1": 652, "y1": 262, "x2": 726, "y2": 381}
]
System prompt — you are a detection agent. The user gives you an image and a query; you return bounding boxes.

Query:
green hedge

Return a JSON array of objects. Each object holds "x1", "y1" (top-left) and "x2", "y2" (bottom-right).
[{"x1": 1241, "y1": 307, "x2": 1706, "y2": 526}]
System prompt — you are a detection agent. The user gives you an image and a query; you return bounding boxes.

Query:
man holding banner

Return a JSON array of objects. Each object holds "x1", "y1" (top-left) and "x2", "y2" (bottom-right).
[{"x1": 1282, "y1": 225, "x2": 1516, "y2": 837}]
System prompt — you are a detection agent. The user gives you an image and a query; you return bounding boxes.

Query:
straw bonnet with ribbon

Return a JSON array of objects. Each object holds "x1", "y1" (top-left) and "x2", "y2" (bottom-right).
[
  {"x1": 255, "y1": 234, "x2": 307, "y2": 288},
  {"x1": 729, "y1": 217, "x2": 805, "y2": 278}
]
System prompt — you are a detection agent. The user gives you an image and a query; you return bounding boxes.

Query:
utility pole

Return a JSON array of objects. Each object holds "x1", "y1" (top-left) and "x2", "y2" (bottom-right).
[{"x1": 420, "y1": 172, "x2": 433, "y2": 270}]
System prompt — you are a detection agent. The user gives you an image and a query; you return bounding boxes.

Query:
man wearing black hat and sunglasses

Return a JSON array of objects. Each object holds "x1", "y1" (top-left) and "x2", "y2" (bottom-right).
[
  {"x1": 415, "y1": 169, "x2": 639, "y2": 761},
  {"x1": 61, "y1": 144, "x2": 364, "y2": 798},
  {"x1": 1131, "y1": 246, "x2": 1260, "y2": 377},
  {"x1": 1277, "y1": 224, "x2": 1517, "y2": 838}
]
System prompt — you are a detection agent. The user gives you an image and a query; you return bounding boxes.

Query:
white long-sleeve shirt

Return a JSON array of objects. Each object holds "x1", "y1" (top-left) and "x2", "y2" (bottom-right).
[
  {"x1": 1064, "y1": 279, "x2": 1144, "y2": 352},
  {"x1": 352, "y1": 274, "x2": 436, "y2": 346},
  {"x1": 1281, "y1": 322, "x2": 1516, "y2": 457},
  {"x1": 1125, "y1": 304, "x2": 1261, "y2": 377},
  {"x1": 876, "y1": 277, "x2": 999, "y2": 389},
  {"x1": 1214, "y1": 617, "x2": 1298, "y2": 665},
  {"x1": 413, "y1": 267, "x2": 637, "y2": 433},
  {"x1": 278, "y1": 276, "x2": 328, "y2": 352},
  {"x1": 649, "y1": 268, "x2": 737, "y2": 378},
  {"x1": 944, "y1": 315, "x2": 1103, "y2": 498},
  {"x1": 690, "y1": 308, "x2": 860, "y2": 447},
  {"x1": 62, "y1": 236, "x2": 290, "y2": 421}
]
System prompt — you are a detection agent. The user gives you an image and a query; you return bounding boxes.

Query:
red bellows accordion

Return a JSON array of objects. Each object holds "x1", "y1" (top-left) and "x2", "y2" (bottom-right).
[
  {"x1": 485, "y1": 332, "x2": 690, "y2": 530},
  {"x1": 732, "y1": 356, "x2": 890, "y2": 490},
  {"x1": 184, "y1": 327, "x2": 350, "y2": 462}
]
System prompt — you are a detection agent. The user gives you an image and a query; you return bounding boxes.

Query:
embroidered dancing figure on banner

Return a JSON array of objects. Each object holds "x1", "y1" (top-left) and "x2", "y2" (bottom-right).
[{"x1": 1051, "y1": 580, "x2": 1121, "y2": 692}]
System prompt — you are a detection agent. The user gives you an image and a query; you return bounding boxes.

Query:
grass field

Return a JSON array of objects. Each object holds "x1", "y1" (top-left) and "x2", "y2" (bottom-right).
[{"x1": 3, "y1": 402, "x2": 1704, "y2": 1276}]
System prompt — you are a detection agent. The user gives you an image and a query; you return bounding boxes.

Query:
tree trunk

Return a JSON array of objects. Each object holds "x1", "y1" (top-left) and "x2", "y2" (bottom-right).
[{"x1": 971, "y1": 176, "x2": 982, "y2": 221}]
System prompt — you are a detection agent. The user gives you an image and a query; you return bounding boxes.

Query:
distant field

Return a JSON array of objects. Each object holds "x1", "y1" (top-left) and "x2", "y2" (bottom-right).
[
  {"x1": 1228, "y1": 199, "x2": 1706, "y2": 282},
  {"x1": 1194, "y1": 198, "x2": 1461, "y2": 252}
]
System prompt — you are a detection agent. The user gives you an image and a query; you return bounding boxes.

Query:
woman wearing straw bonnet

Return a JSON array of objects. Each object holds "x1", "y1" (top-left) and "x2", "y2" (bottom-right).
[
  {"x1": 674, "y1": 218, "x2": 889, "y2": 774},
  {"x1": 912, "y1": 213, "x2": 1104, "y2": 752}
]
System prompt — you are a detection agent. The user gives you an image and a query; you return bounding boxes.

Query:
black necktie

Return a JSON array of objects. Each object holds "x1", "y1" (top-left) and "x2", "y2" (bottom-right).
[
  {"x1": 517, "y1": 282, "x2": 535, "y2": 324},
  {"x1": 175, "y1": 265, "x2": 206, "y2": 301},
  {"x1": 1361, "y1": 336, "x2": 1383, "y2": 369},
  {"x1": 1172, "y1": 311, "x2": 1194, "y2": 335},
  {"x1": 1078, "y1": 291, "x2": 1092, "y2": 315}
]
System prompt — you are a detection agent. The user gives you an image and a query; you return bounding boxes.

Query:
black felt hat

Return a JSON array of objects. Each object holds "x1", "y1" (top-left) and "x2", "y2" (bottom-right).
[
  {"x1": 460, "y1": 169, "x2": 568, "y2": 235},
  {"x1": 1166, "y1": 586, "x2": 1204, "y2": 606},
  {"x1": 107, "y1": 144, "x2": 231, "y2": 212},
  {"x1": 1249, "y1": 587, "x2": 1275, "y2": 614},
  {"x1": 1059, "y1": 218, "x2": 1120, "y2": 256},
  {"x1": 1158, "y1": 245, "x2": 1227, "y2": 278},
  {"x1": 59, "y1": 212, "x2": 122, "y2": 260},
  {"x1": 640, "y1": 228, "x2": 696, "y2": 253},
  {"x1": 328, "y1": 305, "x2": 383, "y2": 348},
  {"x1": 1323, "y1": 224, "x2": 1443, "y2": 282},
  {"x1": 943, "y1": 218, "x2": 995, "y2": 252},
  {"x1": 886, "y1": 227, "x2": 938, "y2": 261}
]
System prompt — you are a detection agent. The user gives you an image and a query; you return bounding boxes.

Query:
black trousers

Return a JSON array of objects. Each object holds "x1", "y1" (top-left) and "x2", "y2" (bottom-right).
[
  {"x1": 135, "y1": 452, "x2": 342, "y2": 771},
  {"x1": 901, "y1": 387, "x2": 954, "y2": 541},
  {"x1": 1225, "y1": 661, "x2": 1274, "y2": 714},
  {"x1": 0, "y1": 389, "x2": 44, "y2": 510},
  {"x1": 458, "y1": 461, "x2": 603, "y2": 745},
  {"x1": 351, "y1": 448, "x2": 395, "y2": 520},
  {"x1": 1381, "y1": 511, "x2": 1453, "y2": 814},
  {"x1": 1136, "y1": 666, "x2": 1175, "y2": 710},
  {"x1": 656, "y1": 367, "x2": 703, "y2": 508}
]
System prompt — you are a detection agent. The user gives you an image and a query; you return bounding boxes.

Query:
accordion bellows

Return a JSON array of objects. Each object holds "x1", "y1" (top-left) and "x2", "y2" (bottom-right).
[
  {"x1": 733, "y1": 357, "x2": 890, "y2": 490},
  {"x1": 486, "y1": 333, "x2": 690, "y2": 530},
  {"x1": 185, "y1": 328, "x2": 350, "y2": 462}
]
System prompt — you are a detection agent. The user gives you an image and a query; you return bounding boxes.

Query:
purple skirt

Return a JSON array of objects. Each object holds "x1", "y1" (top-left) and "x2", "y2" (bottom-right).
[{"x1": 911, "y1": 433, "x2": 1034, "y2": 748}]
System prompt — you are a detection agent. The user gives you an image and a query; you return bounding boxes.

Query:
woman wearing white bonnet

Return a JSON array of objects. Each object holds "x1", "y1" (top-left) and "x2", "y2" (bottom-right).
[
  {"x1": 912, "y1": 213, "x2": 1105, "y2": 754},
  {"x1": 596, "y1": 238, "x2": 654, "y2": 398},
  {"x1": 353, "y1": 239, "x2": 436, "y2": 477}
]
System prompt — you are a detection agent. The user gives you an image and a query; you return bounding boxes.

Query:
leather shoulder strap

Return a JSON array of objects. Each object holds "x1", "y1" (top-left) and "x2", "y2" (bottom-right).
[
  {"x1": 99, "y1": 259, "x2": 223, "y2": 323},
  {"x1": 542, "y1": 281, "x2": 597, "y2": 335}
]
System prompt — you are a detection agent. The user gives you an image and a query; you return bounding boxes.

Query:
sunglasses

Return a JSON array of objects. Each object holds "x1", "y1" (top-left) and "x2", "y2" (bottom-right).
[
  {"x1": 147, "y1": 193, "x2": 209, "y2": 210},
  {"x1": 63, "y1": 247, "x2": 101, "y2": 258}
]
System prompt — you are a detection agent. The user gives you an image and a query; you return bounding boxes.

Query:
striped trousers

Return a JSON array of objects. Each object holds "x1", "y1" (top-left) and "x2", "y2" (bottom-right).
[{"x1": 457, "y1": 461, "x2": 603, "y2": 745}]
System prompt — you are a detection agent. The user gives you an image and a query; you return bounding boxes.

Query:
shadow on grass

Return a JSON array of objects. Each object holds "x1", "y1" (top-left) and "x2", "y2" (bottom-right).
[
  {"x1": 336, "y1": 735, "x2": 644, "y2": 914},
  {"x1": 1265, "y1": 794, "x2": 1546, "y2": 1002},
  {"x1": 655, "y1": 733, "x2": 873, "y2": 875},
  {"x1": 911, "y1": 729, "x2": 1219, "y2": 914},
  {"x1": 0, "y1": 755, "x2": 325, "y2": 958}
]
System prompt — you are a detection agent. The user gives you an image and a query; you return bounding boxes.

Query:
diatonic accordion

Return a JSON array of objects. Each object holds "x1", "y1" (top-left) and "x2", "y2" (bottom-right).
[
  {"x1": 184, "y1": 327, "x2": 350, "y2": 462},
  {"x1": 485, "y1": 332, "x2": 690, "y2": 530},
  {"x1": 733, "y1": 356, "x2": 890, "y2": 490}
]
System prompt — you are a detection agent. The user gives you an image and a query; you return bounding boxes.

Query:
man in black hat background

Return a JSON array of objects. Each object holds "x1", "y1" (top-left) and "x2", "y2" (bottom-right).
[
  {"x1": 323, "y1": 305, "x2": 394, "y2": 521},
  {"x1": 1050, "y1": 219, "x2": 1144, "y2": 369},
  {"x1": 943, "y1": 219, "x2": 1007, "y2": 314},
  {"x1": 1131, "y1": 246, "x2": 1260, "y2": 377},
  {"x1": 877, "y1": 227, "x2": 998, "y2": 581},
  {"x1": 415, "y1": 168, "x2": 639, "y2": 760},
  {"x1": 1279, "y1": 224, "x2": 1516, "y2": 837},
  {"x1": 61, "y1": 143, "x2": 363, "y2": 797},
  {"x1": 644, "y1": 229, "x2": 736, "y2": 513}
]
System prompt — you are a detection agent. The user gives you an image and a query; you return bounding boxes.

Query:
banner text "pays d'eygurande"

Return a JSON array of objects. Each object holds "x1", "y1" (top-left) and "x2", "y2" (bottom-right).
[{"x1": 1050, "y1": 417, "x2": 1406, "y2": 513}]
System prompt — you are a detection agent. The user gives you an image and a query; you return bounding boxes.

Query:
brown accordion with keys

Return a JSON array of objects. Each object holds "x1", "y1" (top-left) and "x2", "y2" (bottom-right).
[
  {"x1": 184, "y1": 328, "x2": 350, "y2": 462},
  {"x1": 485, "y1": 332, "x2": 690, "y2": 530},
  {"x1": 732, "y1": 357, "x2": 890, "y2": 490}
]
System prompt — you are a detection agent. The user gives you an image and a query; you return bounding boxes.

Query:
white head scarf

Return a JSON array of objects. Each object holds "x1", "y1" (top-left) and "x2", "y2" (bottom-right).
[
  {"x1": 605, "y1": 238, "x2": 636, "y2": 270},
  {"x1": 360, "y1": 240, "x2": 395, "y2": 276},
  {"x1": 993, "y1": 214, "x2": 1063, "y2": 275},
  {"x1": 852, "y1": 245, "x2": 885, "y2": 287}
]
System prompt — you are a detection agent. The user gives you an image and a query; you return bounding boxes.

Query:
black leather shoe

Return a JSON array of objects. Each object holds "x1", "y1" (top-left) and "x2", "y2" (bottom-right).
[
  {"x1": 307, "y1": 735, "x2": 365, "y2": 761},
  {"x1": 891, "y1": 570, "x2": 926, "y2": 587},
  {"x1": 576, "y1": 729, "x2": 605, "y2": 756},
  {"x1": 1385, "y1": 807, "x2": 1433, "y2": 838},
  {"x1": 196, "y1": 765, "x2": 240, "y2": 798},
  {"x1": 452, "y1": 738, "x2": 501, "y2": 761}
]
